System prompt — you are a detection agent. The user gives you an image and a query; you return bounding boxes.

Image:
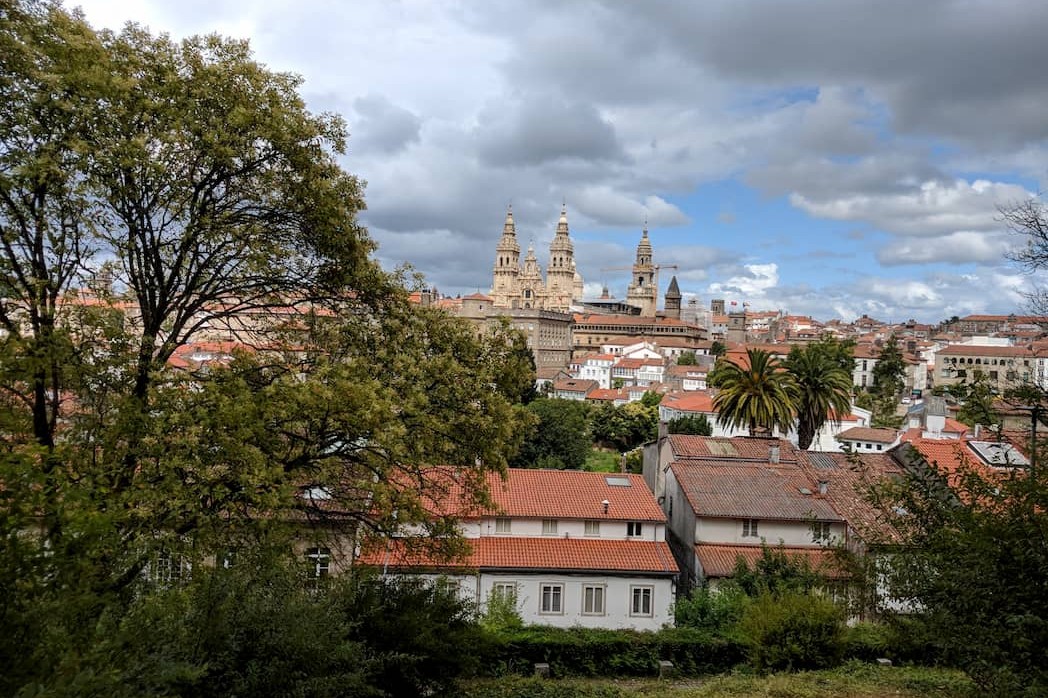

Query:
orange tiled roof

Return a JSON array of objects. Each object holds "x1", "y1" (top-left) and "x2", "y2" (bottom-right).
[
  {"x1": 361, "y1": 537, "x2": 679, "y2": 576},
  {"x1": 803, "y1": 451, "x2": 904, "y2": 543},
  {"x1": 838, "y1": 427, "x2": 900, "y2": 443},
  {"x1": 408, "y1": 467, "x2": 667, "y2": 522},
  {"x1": 696, "y1": 543, "x2": 845, "y2": 578},
  {"x1": 669, "y1": 435, "x2": 805, "y2": 463},
  {"x1": 660, "y1": 391, "x2": 716, "y2": 413},
  {"x1": 672, "y1": 461, "x2": 842, "y2": 522}
]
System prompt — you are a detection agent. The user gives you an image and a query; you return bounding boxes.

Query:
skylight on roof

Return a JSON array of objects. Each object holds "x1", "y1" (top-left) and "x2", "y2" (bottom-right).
[{"x1": 605, "y1": 476, "x2": 632, "y2": 487}]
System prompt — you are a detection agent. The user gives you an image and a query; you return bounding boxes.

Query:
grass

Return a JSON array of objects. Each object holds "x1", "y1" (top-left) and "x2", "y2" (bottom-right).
[
  {"x1": 583, "y1": 448, "x2": 621, "y2": 472},
  {"x1": 461, "y1": 662, "x2": 975, "y2": 698}
]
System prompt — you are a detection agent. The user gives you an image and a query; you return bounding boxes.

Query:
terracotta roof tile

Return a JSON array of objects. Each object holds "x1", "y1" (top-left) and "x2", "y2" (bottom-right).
[
  {"x1": 802, "y1": 452, "x2": 904, "y2": 543},
  {"x1": 838, "y1": 427, "x2": 900, "y2": 443},
  {"x1": 668, "y1": 435, "x2": 804, "y2": 463},
  {"x1": 696, "y1": 543, "x2": 845, "y2": 578},
  {"x1": 660, "y1": 391, "x2": 716, "y2": 413},
  {"x1": 671, "y1": 461, "x2": 842, "y2": 522},
  {"x1": 361, "y1": 537, "x2": 679, "y2": 576},
  {"x1": 410, "y1": 467, "x2": 667, "y2": 522}
]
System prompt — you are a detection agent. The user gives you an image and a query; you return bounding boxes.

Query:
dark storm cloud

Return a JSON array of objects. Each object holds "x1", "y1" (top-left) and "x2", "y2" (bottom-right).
[
  {"x1": 475, "y1": 96, "x2": 628, "y2": 167},
  {"x1": 350, "y1": 95, "x2": 421, "y2": 155}
]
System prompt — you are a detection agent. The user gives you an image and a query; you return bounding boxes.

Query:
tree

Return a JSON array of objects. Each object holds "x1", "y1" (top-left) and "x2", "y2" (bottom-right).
[
  {"x1": 871, "y1": 335, "x2": 906, "y2": 399},
  {"x1": 1002, "y1": 195, "x2": 1048, "y2": 314},
  {"x1": 785, "y1": 342, "x2": 854, "y2": 450},
  {"x1": 511, "y1": 398, "x2": 591, "y2": 469},
  {"x1": 711, "y1": 349, "x2": 797, "y2": 437},
  {"x1": 0, "y1": 6, "x2": 533, "y2": 693},
  {"x1": 877, "y1": 447, "x2": 1048, "y2": 695},
  {"x1": 677, "y1": 350, "x2": 697, "y2": 365},
  {"x1": 667, "y1": 414, "x2": 713, "y2": 436},
  {"x1": 710, "y1": 340, "x2": 727, "y2": 358},
  {"x1": 947, "y1": 370, "x2": 1001, "y2": 435}
]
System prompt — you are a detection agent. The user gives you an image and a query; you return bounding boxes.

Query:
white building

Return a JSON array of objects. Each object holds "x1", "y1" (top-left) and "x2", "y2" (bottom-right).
[{"x1": 358, "y1": 468, "x2": 678, "y2": 630}]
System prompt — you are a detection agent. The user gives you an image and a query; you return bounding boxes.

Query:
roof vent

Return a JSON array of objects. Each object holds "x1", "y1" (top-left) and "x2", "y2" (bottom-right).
[{"x1": 769, "y1": 444, "x2": 780, "y2": 464}]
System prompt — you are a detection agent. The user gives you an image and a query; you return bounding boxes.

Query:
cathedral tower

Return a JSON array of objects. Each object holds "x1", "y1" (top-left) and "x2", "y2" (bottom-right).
[
  {"x1": 491, "y1": 206, "x2": 521, "y2": 307},
  {"x1": 545, "y1": 205, "x2": 576, "y2": 311},
  {"x1": 664, "y1": 275, "x2": 682, "y2": 320},
  {"x1": 626, "y1": 226, "x2": 657, "y2": 317},
  {"x1": 519, "y1": 242, "x2": 545, "y2": 309}
]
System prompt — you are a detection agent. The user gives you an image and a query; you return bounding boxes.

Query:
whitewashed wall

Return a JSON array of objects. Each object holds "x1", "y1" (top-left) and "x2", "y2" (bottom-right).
[
  {"x1": 475, "y1": 517, "x2": 665, "y2": 542},
  {"x1": 696, "y1": 517, "x2": 846, "y2": 546},
  {"x1": 480, "y1": 572, "x2": 674, "y2": 631}
]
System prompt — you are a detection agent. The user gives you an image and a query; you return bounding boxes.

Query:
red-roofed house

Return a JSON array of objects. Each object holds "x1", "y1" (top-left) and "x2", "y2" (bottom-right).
[
  {"x1": 654, "y1": 436, "x2": 846, "y2": 588},
  {"x1": 357, "y1": 468, "x2": 678, "y2": 630}
]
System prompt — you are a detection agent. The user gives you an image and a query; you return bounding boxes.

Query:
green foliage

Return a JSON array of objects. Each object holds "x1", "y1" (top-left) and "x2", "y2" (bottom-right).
[
  {"x1": 673, "y1": 584, "x2": 750, "y2": 633},
  {"x1": 730, "y1": 545, "x2": 827, "y2": 597},
  {"x1": 488, "y1": 626, "x2": 746, "y2": 678},
  {"x1": 710, "y1": 341, "x2": 727, "y2": 358},
  {"x1": 785, "y1": 341, "x2": 854, "y2": 450},
  {"x1": 667, "y1": 414, "x2": 714, "y2": 436},
  {"x1": 583, "y1": 448, "x2": 621, "y2": 472},
  {"x1": 871, "y1": 336, "x2": 906, "y2": 399},
  {"x1": 462, "y1": 676, "x2": 627, "y2": 698},
  {"x1": 589, "y1": 399, "x2": 658, "y2": 452},
  {"x1": 481, "y1": 588, "x2": 525, "y2": 633},
  {"x1": 676, "y1": 351, "x2": 697, "y2": 365},
  {"x1": 711, "y1": 349, "x2": 797, "y2": 437},
  {"x1": 947, "y1": 370, "x2": 1000, "y2": 433},
  {"x1": 341, "y1": 574, "x2": 489, "y2": 697},
  {"x1": 876, "y1": 451, "x2": 1048, "y2": 696},
  {"x1": 738, "y1": 590, "x2": 845, "y2": 673},
  {"x1": 512, "y1": 398, "x2": 592, "y2": 469}
]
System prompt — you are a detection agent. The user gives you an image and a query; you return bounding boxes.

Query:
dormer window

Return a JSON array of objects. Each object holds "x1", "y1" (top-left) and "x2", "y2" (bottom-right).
[
  {"x1": 627, "y1": 521, "x2": 643, "y2": 538},
  {"x1": 495, "y1": 517, "x2": 511, "y2": 534},
  {"x1": 542, "y1": 519, "x2": 558, "y2": 536}
]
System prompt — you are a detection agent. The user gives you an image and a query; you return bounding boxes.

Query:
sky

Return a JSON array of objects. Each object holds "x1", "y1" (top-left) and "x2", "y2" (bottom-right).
[{"x1": 71, "y1": 0, "x2": 1048, "y2": 324}]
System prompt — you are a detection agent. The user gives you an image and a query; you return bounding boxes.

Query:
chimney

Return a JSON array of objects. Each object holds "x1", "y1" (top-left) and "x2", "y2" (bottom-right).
[
  {"x1": 602, "y1": 499, "x2": 610, "y2": 515},
  {"x1": 658, "y1": 420, "x2": 668, "y2": 441},
  {"x1": 818, "y1": 480, "x2": 828, "y2": 495},
  {"x1": 974, "y1": 423, "x2": 982, "y2": 439},
  {"x1": 769, "y1": 444, "x2": 780, "y2": 464}
]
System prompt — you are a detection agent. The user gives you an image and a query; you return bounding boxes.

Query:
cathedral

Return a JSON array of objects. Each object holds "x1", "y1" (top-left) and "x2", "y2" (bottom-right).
[
  {"x1": 490, "y1": 205, "x2": 583, "y2": 311},
  {"x1": 490, "y1": 206, "x2": 680, "y2": 319}
]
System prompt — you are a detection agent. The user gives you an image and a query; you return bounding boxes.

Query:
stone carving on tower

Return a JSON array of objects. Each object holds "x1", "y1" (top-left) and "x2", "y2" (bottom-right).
[
  {"x1": 489, "y1": 205, "x2": 578, "y2": 312},
  {"x1": 545, "y1": 205, "x2": 576, "y2": 311},
  {"x1": 626, "y1": 226, "x2": 657, "y2": 317},
  {"x1": 491, "y1": 206, "x2": 521, "y2": 308}
]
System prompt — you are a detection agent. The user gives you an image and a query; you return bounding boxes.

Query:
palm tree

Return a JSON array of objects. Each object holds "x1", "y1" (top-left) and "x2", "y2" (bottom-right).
[
  {"x1": 785, "y1": 344, "x2": 854, "y2": 450},
  {"x1": 712, "y1": 349, "x2": 797, "y2": 437}
]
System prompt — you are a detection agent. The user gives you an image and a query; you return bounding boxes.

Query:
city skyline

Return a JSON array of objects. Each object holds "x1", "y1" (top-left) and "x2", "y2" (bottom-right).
[{"x1": 74, "y1": 0, "x2": 1048, "y2": 323}]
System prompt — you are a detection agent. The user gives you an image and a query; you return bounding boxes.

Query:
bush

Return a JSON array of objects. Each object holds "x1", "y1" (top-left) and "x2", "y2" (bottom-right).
[
  {"x1": 462, "y1": 676, "x2": 626, "y2": 698},
  {"x1": 485, "y1": 626, "x2": 746, "y2": 678},
  {"x1": 673, "y1": 584, "x2": 750, "y2": 634},
  {"x1": 738, "y1": 590, "x2": 845, "y2": 672}
]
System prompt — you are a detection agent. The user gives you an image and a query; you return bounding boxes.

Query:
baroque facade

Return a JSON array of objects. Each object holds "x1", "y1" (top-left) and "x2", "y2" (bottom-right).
[
  {"x1": 491, "y1": 206, "x2": 583, "y2": 312},
  {"x1": 490, "y1": 207, "x2": 682, "y2": 320}
]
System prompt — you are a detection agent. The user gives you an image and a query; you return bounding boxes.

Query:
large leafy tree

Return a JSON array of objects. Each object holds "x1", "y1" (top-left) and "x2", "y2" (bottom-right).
[
  {"x1": 511, "y1": 398, "x2": 591, "y2": 469},
  {"x1": 786, "y1": 341, "x2": 854, "y2": 450},
  {"x1": 877, "y1": 447, "x2": 1048, "y2": 696},
  {"x1": 711, "y1": 348, "x2": 797, "y2": 437},
  {"x1": 0, "y1": 5, "x2": 533, "y2": 693},
  {"x1": 871, "y1": 335, "x2": 906, "y2": 399}
]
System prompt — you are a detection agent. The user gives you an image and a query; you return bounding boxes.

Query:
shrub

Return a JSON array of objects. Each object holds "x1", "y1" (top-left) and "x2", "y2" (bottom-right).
[
  {"x1": 738, "y1": 590, "x2": 845, "y2": 672},
  {"x1": 673, "y1": 584, "x2": 750, "y2": 634},
  {"x1": 485, "y1": 626, "x2": 746, "y2": 678}
]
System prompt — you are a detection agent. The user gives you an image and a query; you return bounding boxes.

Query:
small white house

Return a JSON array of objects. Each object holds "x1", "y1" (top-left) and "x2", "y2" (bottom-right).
[{"x1": 358, "y1": 468, "x2": 679, "y2": 630}]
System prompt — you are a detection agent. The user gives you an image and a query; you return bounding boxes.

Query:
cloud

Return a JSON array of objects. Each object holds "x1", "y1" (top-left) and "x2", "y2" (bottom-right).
[
  {"x1": 877, "y1": 231, "x2": 1012, "y2": 266},
  {"x1": 475, "y1": 96, "x2": 627, "y2": 167},
  {"x1": 350, "y1": 95, "x2": 421, "y2": 155},
  {"x1": 708, "y1": 263, "x2": 780, "y2": 297},
  {"x1": 791, "y1": 178, "x2": 1032, "y2": 237}
]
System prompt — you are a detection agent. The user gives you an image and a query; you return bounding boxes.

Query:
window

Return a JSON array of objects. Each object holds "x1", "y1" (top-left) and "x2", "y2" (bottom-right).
[
  {"x1": 584, "y1": 520, "x2": 600, "y2": 537},
  {"x1": 630, "y1": 586, "x2": 653, "y2": 616},
  {"x1": 540, "y1": 584, "x2": 563, "y2": 614},
  {"x1": 495, "y1": 517, "x2": 511, "y2": 534},
  {"x1": 582, "y1": 584, "x2": 605, "y2": 615},
  {"x1": 150, "y1": 550, "x2": 190, "y2": 586},
  {"x1": 491, "y1": 582, "x2": 517, "y2": 602},
  {"x1": 742, "y1": 519, "x2": 759, "y2": 538},
  {"x1": 812, "y1": 522, "x2": 832, "y2": 542},
  {"x1": 306, "y1": 547, "x2": 331, "y2": 579},
  {"x1": 542, "y1": 519, "x2": 558, "y2": 536},
  {"x1": 627, "y1": 521, "x2": 643, "y2": 537}
]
